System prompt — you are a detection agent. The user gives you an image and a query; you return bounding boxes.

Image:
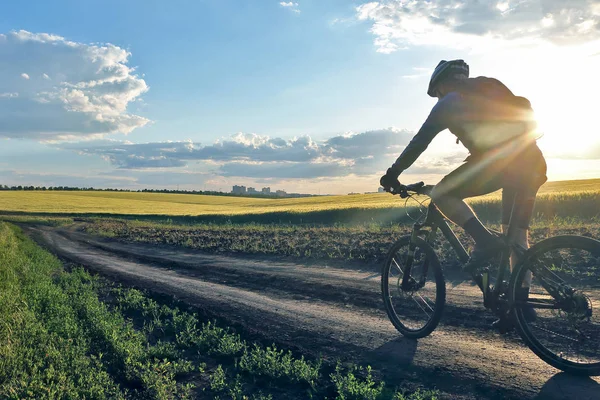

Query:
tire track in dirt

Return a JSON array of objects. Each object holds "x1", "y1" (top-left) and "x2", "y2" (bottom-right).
[
  {"x1": 25, "y1": 225, "x2": 600, "y2": 400},
  {"x1": 58, "y1": 227, "x2": 497, "y2": 329}
]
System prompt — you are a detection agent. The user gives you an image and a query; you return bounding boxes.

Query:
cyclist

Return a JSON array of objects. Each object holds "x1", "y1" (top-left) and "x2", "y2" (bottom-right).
[{"x1": 380, "y1": 60, "x2": 547, "y2": 330}]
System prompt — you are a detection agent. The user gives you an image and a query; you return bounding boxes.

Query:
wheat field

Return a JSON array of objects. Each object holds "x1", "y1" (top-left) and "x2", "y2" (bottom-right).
[{"x1": 0, "y1": 179, "x2": 598, "y2": 223}]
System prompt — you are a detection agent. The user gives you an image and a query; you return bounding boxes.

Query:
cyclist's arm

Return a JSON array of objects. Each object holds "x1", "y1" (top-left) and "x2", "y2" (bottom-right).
[{"x1": 390, "y1": 94, "x2": 455, "y2": 174}]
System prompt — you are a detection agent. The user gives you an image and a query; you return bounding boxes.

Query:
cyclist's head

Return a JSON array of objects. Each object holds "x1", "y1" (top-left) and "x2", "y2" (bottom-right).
[{"x1": 427, "y1": 59, "x2": 469, "y2": 98}]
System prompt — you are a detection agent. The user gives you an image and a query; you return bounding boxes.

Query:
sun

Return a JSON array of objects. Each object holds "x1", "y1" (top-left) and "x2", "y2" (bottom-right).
[
  {"x1": 531, "y1": 90, "x2": 596, "y2": 159},
  {"x1": 479, "y1": 42, "x2": 600, "y2": 161}
]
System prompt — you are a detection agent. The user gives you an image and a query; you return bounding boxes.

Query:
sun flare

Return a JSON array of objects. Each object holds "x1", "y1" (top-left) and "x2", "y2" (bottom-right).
[
  {"x1": 533, "y1": 97, "x2": 594, "y2": 158},
  {"x1": 488, "y1": 44, "x2": 600, "y2": 160}
]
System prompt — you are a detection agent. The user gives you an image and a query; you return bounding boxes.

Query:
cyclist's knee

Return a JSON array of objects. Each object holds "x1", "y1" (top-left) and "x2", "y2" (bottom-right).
[
  {"x1": 430, "y1": 184, "x2": 452, "y2": 203},
  {"x1": 430, "y1": 185, "x2": 441, "y2": 202}
]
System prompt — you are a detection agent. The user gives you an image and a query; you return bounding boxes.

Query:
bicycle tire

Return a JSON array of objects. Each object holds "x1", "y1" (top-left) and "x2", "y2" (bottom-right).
[
  {"x1": 510, "y1": 235, "x2": 600, "y2": 376},
  {"x1": 382, "y1": 235, "x2": 446, "y2": 339}
]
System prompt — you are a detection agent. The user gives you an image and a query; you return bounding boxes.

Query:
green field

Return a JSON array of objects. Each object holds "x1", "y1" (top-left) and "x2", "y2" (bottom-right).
[{"x1": 0, "y1": 178, "x2": 599, "y2": 225}]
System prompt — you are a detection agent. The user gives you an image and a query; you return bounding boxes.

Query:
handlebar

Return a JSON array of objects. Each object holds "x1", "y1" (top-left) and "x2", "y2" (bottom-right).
[{"x1": 389, "y1": 181, "x2": 434, "y2": 198}]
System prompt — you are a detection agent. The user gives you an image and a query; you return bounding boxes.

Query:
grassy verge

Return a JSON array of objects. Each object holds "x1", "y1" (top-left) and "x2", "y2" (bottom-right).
[
  {"x1": 0, "y1": 222, "x2": 194, "y2": 399},
  {"x1": 0, "y1": 214, "x2": 74, "y2": 226},
  {"x1": 0, "y1": 222, "x2": 437, "y2": 399}
]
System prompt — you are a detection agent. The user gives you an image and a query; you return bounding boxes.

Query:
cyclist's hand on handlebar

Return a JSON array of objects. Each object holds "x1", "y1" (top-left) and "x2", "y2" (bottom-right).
[
  {"x1": 380, "y1": 168, "x2": 399, "y2": 191},
  {"x1": 380, "y1": 168, "x2": 407, "y2": 197}
]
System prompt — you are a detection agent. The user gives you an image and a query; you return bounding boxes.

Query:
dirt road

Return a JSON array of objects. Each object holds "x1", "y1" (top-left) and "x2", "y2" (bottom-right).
[{"x1": 25, "y1": 224, "x2": 600, "y2": 399}]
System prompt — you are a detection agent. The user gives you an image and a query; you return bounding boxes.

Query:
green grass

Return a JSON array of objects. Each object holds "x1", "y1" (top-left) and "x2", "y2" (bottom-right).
[
  {"x1": 0, "y1": 222, "x2": 437, "y2": 399},
  {"x1": 330, "y1": 364, "x2": 384, "y2": 400},
  {"x1": 0, "y1": 178, "x2": 599, "y2": 225},
  {"x1": 0, "y1": 222, "x2": 195, "y2": 399},
  {"x1": 0, "y1": 215, "x2": 74, "y2": 226}
]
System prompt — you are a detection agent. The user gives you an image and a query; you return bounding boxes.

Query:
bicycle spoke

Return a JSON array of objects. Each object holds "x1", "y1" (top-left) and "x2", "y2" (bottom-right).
[
  {"x1": 514, "y1": 237, "x2": 600, "y2": 372},
  {"x1": 411, "y1": 295, "x2": 431, "y2": 318},
  {"x1": 534, "y1": 257, "x2": 568, "y2": 282},
  {"x1": 417, "y1": 293, "x2": 435, "y2": 313},
  {"x1": 383, "y1": 236, "x2": 444, "y2": 338},
  {"x1": 392, "y1": 257, "x2": 404, "y2": 274}
]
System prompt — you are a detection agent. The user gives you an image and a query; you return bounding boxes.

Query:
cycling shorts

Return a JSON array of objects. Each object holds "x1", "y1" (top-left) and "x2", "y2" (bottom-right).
[{"x1": 434, "y1": 142, "x2": 547, "y2": 229}]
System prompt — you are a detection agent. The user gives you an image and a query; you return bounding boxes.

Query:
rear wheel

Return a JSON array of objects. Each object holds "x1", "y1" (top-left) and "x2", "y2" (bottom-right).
[
  {"x1": 510, "y1": 235, "x2": 600, "y2": 376},
  {"x1": 382, "y1": 236, "x2": 445, "y2": 338}
]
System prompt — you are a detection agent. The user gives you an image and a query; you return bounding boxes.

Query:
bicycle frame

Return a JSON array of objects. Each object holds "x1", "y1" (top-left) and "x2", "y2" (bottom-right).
[{"x1": 407, "y1": 200, "x2": 521, "y2": 312}]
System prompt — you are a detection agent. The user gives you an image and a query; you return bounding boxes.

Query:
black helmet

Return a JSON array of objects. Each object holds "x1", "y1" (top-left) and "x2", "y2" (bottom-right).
[{"x1": 427, "y1": 59, "x2": 469, "y2": 97}]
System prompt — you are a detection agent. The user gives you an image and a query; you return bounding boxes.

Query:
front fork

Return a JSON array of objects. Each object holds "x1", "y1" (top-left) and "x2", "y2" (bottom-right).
[{"x1": 401, "y1": 223, "x2": 437, "y2": 291}]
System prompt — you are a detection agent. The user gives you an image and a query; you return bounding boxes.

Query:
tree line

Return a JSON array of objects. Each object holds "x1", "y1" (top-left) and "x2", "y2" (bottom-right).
[
  {"x1": 0, "y1": 185, "x2": 129, "y2": 191},
  {"x1": 0, "y1": 185, "x2": 315, "y2": 198}
]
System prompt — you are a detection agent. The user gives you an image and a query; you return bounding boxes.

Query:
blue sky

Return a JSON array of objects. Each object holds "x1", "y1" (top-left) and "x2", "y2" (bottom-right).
[{"x1": 1, "y1": 1, "x2": 599, "y2": 194}]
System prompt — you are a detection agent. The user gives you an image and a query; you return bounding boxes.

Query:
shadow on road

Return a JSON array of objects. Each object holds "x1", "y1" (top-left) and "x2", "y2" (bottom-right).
[
  {"x1": 369, "y1": 336, "x2": 419, "y2": 366},
  {"x1": 536, "y1": 372, "x2": 600, "y2": 400}
]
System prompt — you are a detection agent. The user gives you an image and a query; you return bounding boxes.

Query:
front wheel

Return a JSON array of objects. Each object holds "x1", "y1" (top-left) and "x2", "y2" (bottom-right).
[
  {"x1": 382, "y1": 236, "x2": 446, "y2": 339},
  {"x1": 510, "y1": 235, "x2": 600, "y2": 376}
]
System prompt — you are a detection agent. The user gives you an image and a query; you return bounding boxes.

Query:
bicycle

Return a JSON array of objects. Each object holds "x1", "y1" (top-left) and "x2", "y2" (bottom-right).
[{"x1": 381, "y1": 181, "x2": 600, "y2": 376}]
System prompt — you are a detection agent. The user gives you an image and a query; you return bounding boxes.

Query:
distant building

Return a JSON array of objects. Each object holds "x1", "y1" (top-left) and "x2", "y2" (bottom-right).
[
  {"x1": 261, "y1": 187, "x2": 271, "y2": 194},
  {"x1": 232, "y1": 185, "x2": 246, "y2": 194},
  {"x1": 247, "y1": 187, "x2": 258, "y2": 194},
  {"x1": 275, "y1": 190, "x2": 287, "y2": 197}
]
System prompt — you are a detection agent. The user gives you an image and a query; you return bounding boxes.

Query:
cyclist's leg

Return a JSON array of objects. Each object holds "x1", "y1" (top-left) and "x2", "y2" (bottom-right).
[
  {"x1": 429, "y1": 164, "x2": 478, "y2": 227},
  {"x1": 491, "y1": 187, "x2": 541, "y2": 329},
  {"x1": 501, "y1": 188, "x2": 532, "y2": 287},
  {"x1": 498, "y1": 145, "x2": 547, "y2": 326},
  {"x1": 502, "y1": 144, "x2": 548, "y2": 284},
  {"x1": 431, "y1": 157, "x2": 504, "y2": 249}
]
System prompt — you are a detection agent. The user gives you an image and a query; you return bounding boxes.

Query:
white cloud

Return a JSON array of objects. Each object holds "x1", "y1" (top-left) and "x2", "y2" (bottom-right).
[
  {"x1": 53, "y1": 125, "x2": 600, "y2": 184},
  {"x1": 60, "y1": 139, "x2": 194, "y2": 168},
  {"x1": 0, "y1": 30, "x2": 149, "y2": 141},
  {"x1": 44, "y1": 125, "x2": 599, "y2": 188},
  {"x1": 280, "y1": 1, "x2": 300, "y2": 13},
  {"x1": 356, "y1": 0, "x2": 600, "y2": 53},
  {"x1": 56, "y1": 128, "x2": 415, "y2": 178},
  {"x1": 0, "y1": 92, "x2": 18, "y2": 98}
]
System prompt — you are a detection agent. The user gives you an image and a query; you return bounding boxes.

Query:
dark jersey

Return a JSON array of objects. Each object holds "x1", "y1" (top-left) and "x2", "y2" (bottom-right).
[{"x1": 391, "y1": 77, "x2": 537, "y2": 173}]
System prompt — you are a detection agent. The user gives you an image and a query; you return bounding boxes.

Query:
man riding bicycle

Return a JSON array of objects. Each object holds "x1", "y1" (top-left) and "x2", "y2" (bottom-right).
[{"x1": 380, "y1": 60, "x2": 547, "y2": 330}]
